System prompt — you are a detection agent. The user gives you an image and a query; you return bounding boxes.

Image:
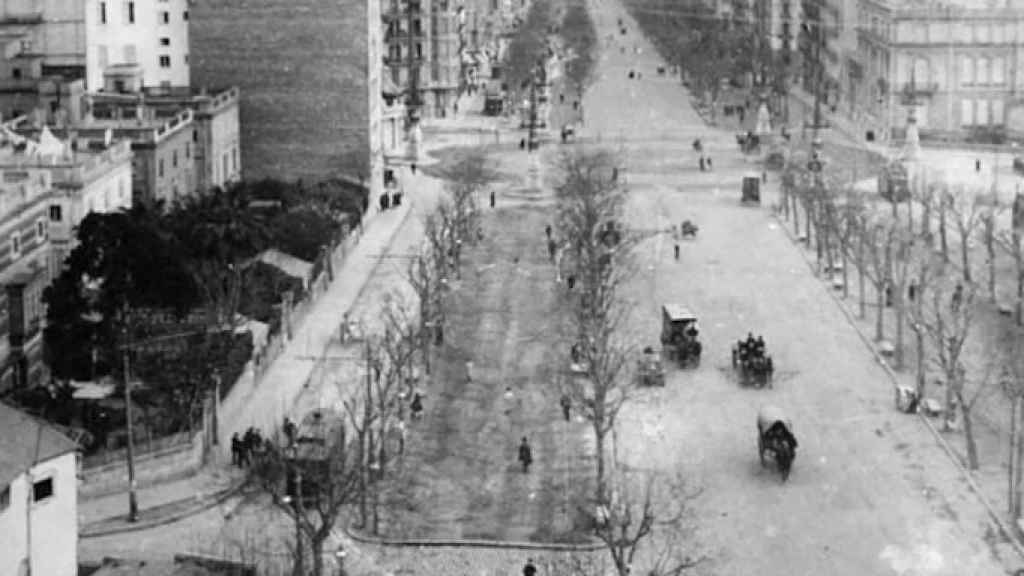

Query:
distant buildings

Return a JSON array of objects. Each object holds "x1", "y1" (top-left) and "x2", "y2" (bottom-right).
[
  {"x1": 0, "y1": 402, "x2": 80, "y2": 576},
  {"x1": 384, "y1": 0, "x2": 462, "y2": 119},
  {"x1": 0, "y1": 125, "x2": 132, "y2": 389},
  {"x1": 0, "y1": 1, "x2": 87, "y2": 80},
  {"x1": 854, "y1": 0, "x2": 1024, "y2": 141},
  {"x1": 84, "y1": 0, "x2": 191, "y2": 92}
]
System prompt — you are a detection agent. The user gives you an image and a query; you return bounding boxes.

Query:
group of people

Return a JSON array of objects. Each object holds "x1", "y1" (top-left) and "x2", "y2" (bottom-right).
[
  {"x1": 230, "y1": 427, "x2": 268, "y2": 468},
  {"x1": 692, "y1": 138, "x2": 713, "y2": 172},
  {"x1": 738, "y1": 332, "x2": 767, "y2": 360}
]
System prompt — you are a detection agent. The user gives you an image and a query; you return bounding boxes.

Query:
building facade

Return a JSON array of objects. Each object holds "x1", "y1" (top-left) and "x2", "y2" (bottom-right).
[
  {"x1": 855, "y1": 0, "x2": 1024, "y2": 141},
  {"x1": 0, "y1": 0, "x2": 86, "y2": 78},
  {"x1": 84, "y1": 0, "x2": 191, "y2": 91},
  {"x1": 78, "y1": 106, "x2": 195, "y2": 204},
  {"x1": 799, "y1": 0, "x2": 858, "y2": 112},
  {"x1": 385, "y1": 0, "x2": 461, "y2": 119},
  {"x1": 0, "y1": 403, "x2": 79, "y2": 576},
  {"x1": 190, "y1": 0, "x2": 381, "y2": 198},
  {"x1": 87, "y1": 77, "x2": 240, "y2": 193}
]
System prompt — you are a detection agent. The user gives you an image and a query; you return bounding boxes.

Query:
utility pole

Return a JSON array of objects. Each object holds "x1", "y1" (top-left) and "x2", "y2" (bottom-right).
[{"x1": 122, "y1": 317, "x2": 139, "y2": 523}]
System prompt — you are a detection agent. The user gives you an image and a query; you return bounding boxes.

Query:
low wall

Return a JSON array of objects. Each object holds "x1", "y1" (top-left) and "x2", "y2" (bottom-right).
[{"x1": 79, "y1": 428, "x2": 206, "y2": 498}]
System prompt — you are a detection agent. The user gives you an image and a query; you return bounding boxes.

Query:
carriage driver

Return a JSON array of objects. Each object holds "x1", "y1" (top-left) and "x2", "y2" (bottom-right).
[{"x1": 754, "y1": 335, "x2": 765, "y2": 356}]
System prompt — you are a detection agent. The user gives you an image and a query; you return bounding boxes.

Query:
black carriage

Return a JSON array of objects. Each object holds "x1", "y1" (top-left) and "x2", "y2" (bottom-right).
[
  {"x1": 660, "y1": 304, "x2": 701, "y2": 368},
  {"x1": 757, "y1": 405, "x2": 798, "y2": 482},
  {"x1": 731, "y1": 335, "x2": 773, "y2": 388},
  {"x1": 680, "y1": 220, "x2": 698, "y2": 238},
  {"x1": 741, "y1": 173, "x2": 761, "y2": 204},
  {"x1": 736, "y1": 132, "x2": 761, "y2": 154}
]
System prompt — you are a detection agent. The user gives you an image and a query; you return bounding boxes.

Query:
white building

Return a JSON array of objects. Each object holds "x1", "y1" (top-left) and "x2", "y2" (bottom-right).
[
  {"x1": 0, "y1": 402, "x2": 80, "y2": 576},
  {"x1": 85, "y1": 0, "x2": 191, "y2": 92}
]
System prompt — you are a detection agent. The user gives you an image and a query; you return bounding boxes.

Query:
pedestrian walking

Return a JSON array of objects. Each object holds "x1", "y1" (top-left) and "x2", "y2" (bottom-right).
[
  {"x1": 612, "y1": 166, "x2": 619, "y2": 182},
  {"x1": 567, "y1": 275, "x2": 576, "y2": 291},
  {"x1": 548, "y1": 239, "x2": 557, "y2": 262},
  {"x1": 699, "y1": 156, "x2": 705, "y2": 171},
  {"x1": 231, "y1": 433, "x2": 242, "y2": 467},
  {"x1": 396, "y1": 418, "x2": 407, "y2": 454},
  {"x1": 465, "y1": 359, "x2": 474, "y2": 383},
  {"x1": 951, "y1": 283, "x2": 964, "y2": 312},
  {"x1": 411, "y1": 391, "x2": 425, "y2": 420},
  {"x1": 490, "y1": 190, "x2": 496, "y2": 208},
  {"x1": 908, "y1": 279, "x2": 918, "y2": 302},
  {"x1": 674, "y1": 243, "x2": 680, "y2": 260},
  {"x1": 545, "y1": 224, "x2": 552, "y2": 239},
  {"x1": 518, "y1": 437, "x2": 533, "y2": 473},
  {"x1": 283, "y1": 417, "x2": 297, "y2": 446},
  {"x1": 707, "y1": 156, "x2": 713, "y2": 170},
  {"x1": 560, "y1": 394, "x2": 572, "y2": 421},
  {"x1": 411, "y1": 163, "x2": 417, "y2": 174},
  {"x1": 523, "y1": 559, "x2": 538, "y2": 576},
  {"x1": 976, "y1": 159, "x2": 982, "y2": 172}
]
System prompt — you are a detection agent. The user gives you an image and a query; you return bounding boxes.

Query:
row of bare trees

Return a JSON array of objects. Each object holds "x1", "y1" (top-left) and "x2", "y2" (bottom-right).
[
  {"x1": 553, "y1": 147, "x2": 704, "y2": 576},
  {"x1": 779, "y1": 155, "x2": 1022, "y2": 478},
  {"x1": 242, "y1": 152, "x2": 497, "y2": 576}
]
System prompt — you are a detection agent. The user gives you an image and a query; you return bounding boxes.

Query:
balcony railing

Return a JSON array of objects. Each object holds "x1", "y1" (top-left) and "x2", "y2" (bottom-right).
[{"x1": 898, "y1": 81, "x2": 939, "y2": 101}]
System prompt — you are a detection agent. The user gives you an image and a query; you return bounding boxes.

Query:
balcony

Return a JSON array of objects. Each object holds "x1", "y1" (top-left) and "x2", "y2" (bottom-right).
[{"x1": 898, "y1": 81, "x2": 939, "y2": 102}]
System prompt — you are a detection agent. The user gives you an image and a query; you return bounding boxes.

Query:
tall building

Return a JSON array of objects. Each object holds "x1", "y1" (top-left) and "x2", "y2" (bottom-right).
[
  {"x1": 855, "y1": 0, "x2": 1024, "y2": 141},
  {"x1": 84, "y1": 0, "x2": 191, "y2": 91},
  {"x1": 799, "y1": 0, "x2": 856, "y2": 112},
  {"x1": 384, "y1": 0, "x2": 462, "y2": 119},
  {"x1": 190, "y1": 0, "x2": 384, "y2": 199},
  {"x1": 0, "y1": 402, "x2": 79, "y2": 576}
]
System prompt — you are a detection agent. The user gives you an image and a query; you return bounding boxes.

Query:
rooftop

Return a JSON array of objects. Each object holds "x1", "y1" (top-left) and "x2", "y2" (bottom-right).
[
  {"x1": 877, "y1": 0, "x2": 1024, "y2": 13},
  {"x1": 0, "y1": 401, "x2": 78, "y2": 487}
]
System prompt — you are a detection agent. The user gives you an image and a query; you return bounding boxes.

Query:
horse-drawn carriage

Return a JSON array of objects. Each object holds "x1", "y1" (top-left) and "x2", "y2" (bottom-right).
[
  {"x1": 660, "y1": 304, "x2": 701, "y2": 367},
  {"x1": 741, "y1": 173, "x2": 761, "y2": 204},
  {"x1": 757, "y1": 405, "x2": 798, "y2": 482},
  {"x1": 636, "y1": 346, "x2": 665, "y2": 387},
  {"x1": 680, "y1": 220, "x2": 698, "y2": 238},
  {"x1": 731, "y1": 333, "x2": 773, "y2": 388},
  {"x1": 736, "y1": 131, "x2": 761, "y2": 154}
]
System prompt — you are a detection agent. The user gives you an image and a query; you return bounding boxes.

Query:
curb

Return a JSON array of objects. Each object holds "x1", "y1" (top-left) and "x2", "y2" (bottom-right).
[
  {"x1": 80, "y1": 478, "x2": 247, "y2": 539},
  {"x1": 770, "y1": 211, "x2": 1024, "y2": 563},
  {"x1": 344, "y1": 524, "x2": 604, "y2": 552}
]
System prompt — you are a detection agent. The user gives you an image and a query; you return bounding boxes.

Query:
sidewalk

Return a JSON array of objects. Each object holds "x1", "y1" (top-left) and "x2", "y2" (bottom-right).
[{"x1": 79, "y1": 467, "x2": 246, "y2": 538}]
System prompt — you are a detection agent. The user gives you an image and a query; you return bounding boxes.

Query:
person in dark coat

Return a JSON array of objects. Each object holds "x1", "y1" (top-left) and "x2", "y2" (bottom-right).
[
  {"x1": 560, "y1": 394, "x2": 572, "y2": 421},
  {"x1": 545, "y1": 224, "x2": 552, "y2": 239},
  {"x1": 411, "y1": 391, "x2": 425, "y2": 420},
  {"x1": 523, "y1": 559, "x2": 538, "y2": 576},
  {"x1": 674, "y1": 243, "x2": 680, "y2": 260},
  {"x1": 518, "y1": 437, "x2": 533, "y2": 473},
  {"x1": 283, "y1": 417, "x2": 297, "y2": 446},
  {"x1": 490, "y1": 190, "x2": 496, "y2": 208},
  {"x1": 699, "y1": 156, "x2": 705, "y2": 171},
  {"x1": 231, "y1": 433, "x2": 242, "y2": 467}
]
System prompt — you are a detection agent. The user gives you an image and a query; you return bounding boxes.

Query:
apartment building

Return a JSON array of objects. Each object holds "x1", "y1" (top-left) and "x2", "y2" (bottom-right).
[
  {"x1": 0, "y1": 0, "x2": 86, "y2": 79},
  {"x1": 85, "y1": 0, "x2": 190, "y2": 91},
  {"x1": 0, "y1": 402, "x2": 79, "y2": 576},
  {"x1": 855, "y1": 0, "x2": 1024, "y2": 141},
  {"x1": 385, "y1": 0, "x2": 462, "y2": 119}
]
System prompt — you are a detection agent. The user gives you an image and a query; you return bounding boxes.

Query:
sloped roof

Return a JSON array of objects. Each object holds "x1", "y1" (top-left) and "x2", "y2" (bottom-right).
[
  {"x1": 256, "y1": 248, "x2": 313, "y2": 285},
  {"x1": 0, "y1": 402, "x2": 79, "y2": 486}
]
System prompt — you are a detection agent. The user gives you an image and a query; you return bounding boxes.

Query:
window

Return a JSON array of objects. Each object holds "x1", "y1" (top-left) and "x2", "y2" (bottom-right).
[
  {"x1": 49, "y1": 205, "x2": 62, "y2": 222},
  {"x1": 11, "y1": 234, "x2": 20, "y2": 256},
  {"x1": 98, "y1": 45, "x2": 108, "y2": 68},
  {"x1": 159, "y1": 158, "x2": 164, "y2": 178},
  {"x1": 12, "y1": 68, "x2": 20, "y2": 79},
  {"x1": 993, "y1": 99, "x2": 1005, "y2": 124},
  {"x1": 185, "y1": 142, "x2": 190, "y2": 159},
  {"x1": 976, "y1": 99, "x2": 990, "y2": 125},
  {"x1": 161, "y1": 10, "x2": 170, "y2": 24},
  {"x1": 960, "y1": 56, "x2": 974, "y2": 86},
  {"x1": 172, "y1": 150, "x2": 178, "y2": 167},
  {"x1": 32, "y1": 477, "x2": 53, "y2": 502},
  {"x1": 159, "y1": 55, "x2": 171, "y2": 68},
  {"x1": 0, "y1": 484, "x2": 9, "y2": 512},
  {"x1": 125, "y1": 1, "x2": 135, "y2": 23},
  {"x1": 993, "y1": 57, "x2": 1005, "y2": 84},
  {"x1": 416, "y1": 43, "x2": 423, "y2": 59},
  {"x1": 160, "y1": 37, "x2": 170, "y2": 46},
  {"x1": 36, "y1": 219, "x2": 45, "y2": 239},
  {"x1": 100, "y1": 1, "x2": 107, "y2": 24},
  {"x1": 977, "y1": 57, "x2": 990, "y2": 84},
  {"x1": 183, "y1": 10, "x2": 188, "y2": 20},
  {"x1": 961, "y1": 98, "x2": 974, "y2": 126},
  {"x1": 123, "y1": 44, "x2": 137, "y2": 64}
]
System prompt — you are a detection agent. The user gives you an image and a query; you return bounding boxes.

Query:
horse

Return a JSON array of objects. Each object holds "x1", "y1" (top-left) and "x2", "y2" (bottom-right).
[{"x1": 757, "y1": 406, "x2": 797, "y2": 482}]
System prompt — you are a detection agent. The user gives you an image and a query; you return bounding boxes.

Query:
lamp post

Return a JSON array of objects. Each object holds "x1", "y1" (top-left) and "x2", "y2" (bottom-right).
[{"x1": 335, "y1": 545, "x2": 347, "y2": 576}]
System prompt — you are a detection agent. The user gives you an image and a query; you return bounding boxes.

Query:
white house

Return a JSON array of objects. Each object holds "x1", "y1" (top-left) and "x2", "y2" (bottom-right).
[
  {"x1": 0, "y1": 402, "x2": 80, "y2": 576},
  {"x1": 85, "y1": 0, "x2": 191, "y2": 91}
]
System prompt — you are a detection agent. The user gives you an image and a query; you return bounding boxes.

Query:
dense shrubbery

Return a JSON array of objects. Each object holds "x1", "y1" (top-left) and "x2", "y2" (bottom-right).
[{"x1": 238, "y1": 260, "x2": 306, "y2": 333}]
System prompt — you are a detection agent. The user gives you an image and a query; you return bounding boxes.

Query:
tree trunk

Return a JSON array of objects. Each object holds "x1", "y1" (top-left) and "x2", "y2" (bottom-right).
[
  {"x1": 960, "y1": 231, "x2": 972, "y2": 283},
  {"x1": 895, "y1": 291, "x2": 905, "y2": 370},
  {"x1": 857, "y1": 240, "x2": 867, "y2": 319},
  {"x1": 939, "y1": 202, "x2": 949, "y2": 262},
  {"x1": 792, "y1": 195, "x2": 800, "y2": 236},
  {"x1": 804, "y1": 201, "x2": 812, "y2": 247},
  {"x1": 595, "y1": 426, "x2": 607, "y2": 503},
  {"x1": 914, "y1": 328, "x2": 926, "y2": 398},
  {"x1": 922, "y1": 190, "x2": 932, "y2": 243},
  {"x1": 1016, "y1": 397, "x2": 1024, "y2": 518},
  {"x1": 841, "y1": 248, "x2": 849, "y2": 299},
  {"x1": 358, "y1": 430, "x2": 368, "y2": 528},
  {"x1": 1010, "y1": 396, "x2": 1018, "y2": 516},
  {"x1": 311, "y1": 535, "x2": 325, "y2": 576},
  {"x1": 875, "y1": 284, "x2": 885, "y2": 342},
  {"x1": 985, "y1": 215, "x2": 997, "y2": 303},
  {"x1": 1015, "y1": 233, "x2": 1023, "y2": 326},
  {"x1": 960, "y1": 396, "x2": 979, "y2": 470}
]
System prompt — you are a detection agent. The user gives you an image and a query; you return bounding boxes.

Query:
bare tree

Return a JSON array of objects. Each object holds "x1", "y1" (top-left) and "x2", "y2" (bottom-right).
[
  {"x1": 837, "y1": 189, "x2": 870, "y2": 318},
  {"x1": 995, "y1": 197, "x2": 1024, "y2": 325},
  {"x1": 586, "y1": 468, "x2": 706, "y2": 576},
  {"x1": 249, "y1": 411, "x2": 361, "y2": 576},
  {"x1": 859, "y1": 215, "x2": 898, "y2": 341},
  {"x1": 905, "y1": 248, "x2": 943, "y2": 399},
  {"x1": 920, "y1": 277, "x2": 982, "y2": 467},
  {"x1": 975, "y1": 191, "x2": 1003, "y2": 303},
  {"x1": 343, "y1": 340, "x2": 381, "y2": 532},
  {"x1": 946, "y1": 185, "x2": 985, "y2": 283},
  {"x1": 997, "y1": 321, "x2": 1024, "y2": 516}
]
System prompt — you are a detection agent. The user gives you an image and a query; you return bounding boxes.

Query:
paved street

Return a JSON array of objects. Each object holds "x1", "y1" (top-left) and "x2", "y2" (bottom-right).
[{"x1": 582, "y1": 0, "x2": 1020, "y2": 574}]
